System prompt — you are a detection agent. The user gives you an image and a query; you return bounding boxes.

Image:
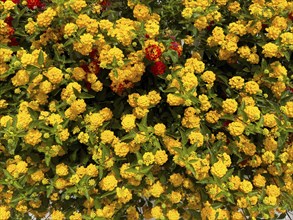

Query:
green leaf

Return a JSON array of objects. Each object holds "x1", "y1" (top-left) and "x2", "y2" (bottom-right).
[
  {"x1": 113, "y1": 68, "x2": 118, "y2": 78},
  {"x1": 80, "y1": 150, "x2": 89, "y2": 165},
  {"x1": 26, "y1": 64, "x2": 40, "y2": 73},
  {"x1": 120, "y1": 131, "x2": 136, "y2": 141},
  {"x1": 207, "y1": 145, "x2": 217, "y2": 165},
  {"x1": 186, "y1": 163, "x2": 196, "y2": 176},
  {"x1": 38, "y1": 50, "x2": 44, "y2": 66},
  {"x1": 159, "y1": 87, "x2": 178, "y2": 93},
  {"x1": 141, "y1": 114, "x2": 148, "y2": 127},
  {"x1": 197, "y1": 177, "x2": 214, "y2": 184},
  {"x1": 27, "y1": 107, "x2": 39, "y2": 121},
  {"x1": 222, "y1": 168, "x2": 234, "y2": 182},
  {"x1": 261, "y1": 58, "x2": 268, "y2": 70},
  {"x1": 137, "y1": 123, "x2": 148, "y2": 133},
  {"x1": 0, "y1": 69, "x2": 15, "y2": 79},
  {"x1": 283, "y1": 51, "x2": 291, "y2": 62},
  {"x1": 140, "y1": 165, "x2": 153, "y2": 174},
  {"x1": 11, "y1": 194, "x2": 24, "y2": 203},
  {"x1": 100, "y1": 190, "x2": 116, "y2": 199},
  {"x1": 180, "y1": 129, "x2": 188, "y2": 146},
  {"x1": 45, "y1": 155, "x2": 51, "y2": 166},
  {"x1": 99, "y1": 166, "x2": 104, "y2": 180},
  {"x1": 84, "y1": 190, "x2": 90, "y2": 200},
  {"x1": 3, "y1": 169, "x2": 14, "y2": 179},
  {"x1": 73, "y1": 87, "x2": 95, "y2": 99},
  {"x1": 70, "y1": 149, "x2": 78, "y2": 162},
  {"x1": 125, "y1": 167, "x2": 139, "y2": 174},
  {"x1": 217, "y1": 75, "x2": 228, "y2": 85},
  {"x1": 13, "y1": 181, "x2": 23, "y2": 189},
  {"x1": 46, "y1": 184, "x2": 54, "y2": 198},
  {"x1": 153, "y1": 138, "x2": 161, "y2": 149},
  {"x1": 64, "y1": 38, "x2": 75, "y2": 47},
  {"x1": 163, "y1": 50, "x2": 179, "y2": 63}
]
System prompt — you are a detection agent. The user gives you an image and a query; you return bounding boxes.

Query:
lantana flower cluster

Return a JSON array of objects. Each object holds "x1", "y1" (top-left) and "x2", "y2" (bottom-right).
[{"x1": 0, "y1": 0, "x2": 292, "y2": 219}]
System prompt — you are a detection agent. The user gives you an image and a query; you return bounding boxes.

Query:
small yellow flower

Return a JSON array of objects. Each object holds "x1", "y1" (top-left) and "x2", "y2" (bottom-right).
[
  {"x1": 151, "y1": 206, "x2": 163, "y2": 219},
  {"x1": 143, "y1": 152, "x2": 155, "y2": 166},
  {"x1": 229, "y1": 76, "x2": 245, "y2": 90},
  {"x1": 211, "y1": 161, "x2": 227, "y2": 178},
  {"x1": 154, "y1": 150, "x2": 168, "y2": 165},
  {"x1": 188, "y1": 131, "x2": 204, "y2": 147},
  {"x1": 262, "y1": 151, "x2": 275, "y2": 164},
  {"x1": 100, "y1": 175, "x2": 118, "y2": 191},
  {"x1": 228, "y1": 122, "x2": 245, "y2": 136},
  {"x1": 0, "y1": 206, "x2": 10, "y2": 220},
  {"x1": 31, "y1": 170, "x2": 45, "y2": 182},
  {"x1": 154, "y1": 123, "x2": 166, "y2": 137},
  {"x1": 253, "y1": 174, "x2": 266, "y2": 188},
  {"x1": 51, "y1": 210, "x2": 65, "y2": 220},
  {"x1": 24, "y1": 129, "x2": 42, "y2": 146},
  {"x1": 116, "y1": 187, "x2": 132, "y2": 204},
  {"x1": 222, "y1": 99, "x2": 238, "y2": 114},
  {"x1": 265, "y1": 184, "x2": 281, "y2": 197},
  {"x1": 121, "y1": 114, "x2": 136, "y2": 132},
  {"x1": 150, "y1": 181, "x2": 164, "y2": 198},
  {"x1": 239, "y1": 180, "x2": 253, "y2": 193},
  {"x1": 166, "y1": 209, "x2": 180, "y2": 220},
  {"x1": 244, "y1": 81, "x2": 260, "y2": 95},
  {"x1": 263, "y1": 196, "x2": 277, "y2": 206},
  {"x1": 56, "y1": 163, "x2": 69, "y2": 176}
]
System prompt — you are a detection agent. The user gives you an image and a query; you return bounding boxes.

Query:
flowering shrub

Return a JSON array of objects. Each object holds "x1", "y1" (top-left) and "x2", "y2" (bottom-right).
[{"x1": 0, "y1": 0, "x2": 293, "y2": 219}]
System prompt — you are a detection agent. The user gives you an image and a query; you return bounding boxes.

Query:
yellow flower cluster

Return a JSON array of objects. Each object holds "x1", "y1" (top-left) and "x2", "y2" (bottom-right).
[
  {"x1": 128, "y1": 91, "x2": 161, "y2": 118},
  {"x1": 36, "y1": 7, "x2": 57, "y2": 27}
]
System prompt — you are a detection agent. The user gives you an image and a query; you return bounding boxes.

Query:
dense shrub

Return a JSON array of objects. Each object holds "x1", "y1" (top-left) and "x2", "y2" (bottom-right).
[{"x1": 0, "y1": 0, "x2": 292, "y2": 219}]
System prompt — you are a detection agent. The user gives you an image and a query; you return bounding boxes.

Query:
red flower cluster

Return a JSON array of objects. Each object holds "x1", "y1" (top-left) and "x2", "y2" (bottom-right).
[
  {"x1": 101, "y1": 0, "x2": 110, "y2": 10},
  {"x1": 288, "y1": 12, "x2": 293, "y2": 21},
  {"x1": 81, "y1": 49, "x2": 101, "y2": 90},
  {"x1": 27, "y1": 0, "x2": 43, "y2": 9},
  {"x1": 2, "y1": 0, "x2": 43, "y2": 9},
  {"x1": 1, "y1": 0, "x2": 19, "y2": 3},
  {"x1": 150, "y1": 61, "x2": 166, "y2": 75},
  {"x1": 3, "y1": 16, "x2": 18, "y2": 46},
  {"x1": 89, "y1": 49, "x2": 100, "y2": 75},
  {"x1": 170, "y1": 41, "x2": 183, "y2": 57},
  {"x1": 145, "y1": 45, "x2": 162, "y2": 61},
  {"x1": 145, "y1": 45, "x2": 166, "y2": 75}
]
